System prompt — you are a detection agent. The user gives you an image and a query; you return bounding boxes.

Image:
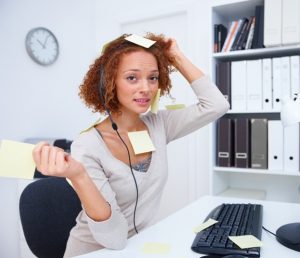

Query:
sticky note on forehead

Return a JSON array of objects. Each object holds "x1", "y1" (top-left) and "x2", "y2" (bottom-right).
[
  {"x1": 128, "y1": 130, "x2": 155, "y2": 154},
  {"x1": 125, "y1": 34, "x2": 156, "y2": 48}
]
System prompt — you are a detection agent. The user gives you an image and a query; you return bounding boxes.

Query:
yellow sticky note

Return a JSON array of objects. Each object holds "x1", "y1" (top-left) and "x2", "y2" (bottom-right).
[
  {"x1": 128, "y1": 131, "x2": 155, "y2": 155},
  {"x1": 228, "y1": 235, "x2": 263, "y2": 249},
  {"x1": 193, "y1": 218, "x2": 218, "y2": 233},
  {"x1": 80, "y1": 117, "x2": 104, "y2": 134},
  {"x1": 165, "y1": 104, "x2": 186, "y2": 110},
  {"x1": 141, "y1": 242, "x2": 171, "y2": 254},
  {"x1": 151, "y1": 89, "x2": 161, "y2": 114},
  {"x1": 0, "y1": 140, "x2": 35, "y2": 179},
  {"x1": 125, "y1": 34, "x2": 156, "y2": 48}
]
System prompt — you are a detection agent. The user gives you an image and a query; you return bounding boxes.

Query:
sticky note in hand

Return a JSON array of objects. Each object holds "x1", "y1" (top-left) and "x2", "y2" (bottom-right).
[
  {"x1": 128, "y1": 131, "x2": 155, "y2": 155},
  {"x1": 0, "y1": 140, "x2": 35, "y2": 179}
]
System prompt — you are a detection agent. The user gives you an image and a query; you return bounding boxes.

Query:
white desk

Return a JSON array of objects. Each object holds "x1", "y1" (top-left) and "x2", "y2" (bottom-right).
[{"x1": 75, "y1": 195, "x2": 300, "y2": 258}]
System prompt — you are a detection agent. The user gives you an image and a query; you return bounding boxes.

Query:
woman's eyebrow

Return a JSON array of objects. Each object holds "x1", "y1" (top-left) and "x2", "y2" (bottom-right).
[{"x1": 122, "y1": 69, "x2": 159, "y2": 73}]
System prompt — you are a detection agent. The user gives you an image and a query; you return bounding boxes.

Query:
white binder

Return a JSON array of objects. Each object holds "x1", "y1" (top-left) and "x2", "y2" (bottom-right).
[
  {"x1": 264, "y1": 0, "x2": 282, "y2": 46},
  {"x1": 281, "y1": 56, "x2": 291, "y2": 99},
  {"x1": 231, "y1": 61, "x2": 247, "y2": 112},
  {"x1": 282, "y1": 0, "x2": 300, "y2": 45},
  {"x1": 272, "y1": 58, "x2": 282, "y2": 111},
  {"x1": 262, "y1": 58, "x2": 273, "y2": 111},
  {"x1": 268, "y1": 120, "x2": 284, "y2": 171},
  {"x1": 283, "y1": 124, "x2": 300, "y2": 173},
  {"x1": 290, "y1": 55, "x2": 300, "y2": 98},
  {"x1": 246, "y1": 59, "x2": 262, "y2": 111}
]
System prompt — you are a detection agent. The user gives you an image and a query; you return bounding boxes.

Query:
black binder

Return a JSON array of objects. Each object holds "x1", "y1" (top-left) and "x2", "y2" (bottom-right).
[
  {"x1": 216, "y1": 118, "x2": 234, "y2": 167},
  {"x1": 216, "y1": 62, "x2": 231, "y2": 107},
  {"x1": 251, "y1": 119, "x2": 268, "y2": 169},
  {"x1": 234, "y1": 118, "x2": 251, "y2": 168}
]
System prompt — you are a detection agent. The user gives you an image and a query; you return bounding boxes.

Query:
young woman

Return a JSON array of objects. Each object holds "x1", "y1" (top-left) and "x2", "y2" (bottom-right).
[{"x1": 32, "y1": 33, "x2": 229, "y2": 257}]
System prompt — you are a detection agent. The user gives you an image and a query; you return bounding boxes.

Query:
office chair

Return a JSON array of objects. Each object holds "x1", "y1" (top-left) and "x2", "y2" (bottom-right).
[{"x1": 19, "y1": 177, "x2": 82, "y2": 258}]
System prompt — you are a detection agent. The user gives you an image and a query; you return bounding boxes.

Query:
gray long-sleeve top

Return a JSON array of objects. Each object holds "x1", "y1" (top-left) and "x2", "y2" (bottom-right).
[{"x1": 63, "y1": 75, "x2": 229, "y2": 257}]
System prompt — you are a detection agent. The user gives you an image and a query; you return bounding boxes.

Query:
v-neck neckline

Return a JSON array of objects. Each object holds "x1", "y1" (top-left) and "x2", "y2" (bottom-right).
[{"x1": 92, "y1": 117, "x2": 155, "y2": 173}]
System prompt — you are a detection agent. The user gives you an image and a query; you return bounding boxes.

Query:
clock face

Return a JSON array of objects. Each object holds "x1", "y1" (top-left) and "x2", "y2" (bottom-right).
[{"x1": 25, "y1": 27, "x2": 59, "y2": 66}]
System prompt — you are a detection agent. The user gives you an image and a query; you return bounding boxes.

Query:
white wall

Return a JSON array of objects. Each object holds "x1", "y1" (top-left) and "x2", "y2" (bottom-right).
[{"x1": 0, "y1": 0, "x2": 212, "y2": 257}]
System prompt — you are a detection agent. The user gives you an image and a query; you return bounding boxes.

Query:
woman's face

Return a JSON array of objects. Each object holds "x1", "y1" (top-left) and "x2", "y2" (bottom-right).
[{"x1": 115, "y1": 50, "x2": 159, "y2": 115}]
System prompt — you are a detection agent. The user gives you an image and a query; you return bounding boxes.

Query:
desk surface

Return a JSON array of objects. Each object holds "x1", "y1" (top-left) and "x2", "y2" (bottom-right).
[{"x1": 76, "y1": 195, "x2": 300, "y2": 258}]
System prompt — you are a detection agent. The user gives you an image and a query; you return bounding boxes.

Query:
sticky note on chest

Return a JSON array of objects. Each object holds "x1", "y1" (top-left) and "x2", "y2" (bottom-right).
[
  {"x1": 0, "y1": 140, "x2": 35, "y2": 179},
  {"x1": 128, "y1": 130, "x2": 155, "y2": 154}
]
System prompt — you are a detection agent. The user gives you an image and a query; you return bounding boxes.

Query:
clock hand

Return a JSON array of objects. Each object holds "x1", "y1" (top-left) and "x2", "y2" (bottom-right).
[
  {"x1": 37, "y1": 39, "x2": 45, "y2": 48},
  {"x1": 43, "y1": 35, "x2": 51, "y2": 47}
]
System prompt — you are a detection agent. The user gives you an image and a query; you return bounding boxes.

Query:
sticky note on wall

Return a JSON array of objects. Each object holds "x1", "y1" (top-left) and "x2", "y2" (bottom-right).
[{"x1": 0, "y1": 140, "x2": 35, "y2": 179}]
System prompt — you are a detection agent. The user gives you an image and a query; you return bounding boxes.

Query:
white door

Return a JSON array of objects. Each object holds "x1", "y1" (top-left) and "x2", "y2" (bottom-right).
[{"x1": 120, "y1": 10, "x2": 196, "y2": 221}]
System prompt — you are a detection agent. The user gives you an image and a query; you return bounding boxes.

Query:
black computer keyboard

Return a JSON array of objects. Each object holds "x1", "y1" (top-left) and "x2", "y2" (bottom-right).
[{"x1": 191, "y1": 203, "x2": 263, "y2": 257}]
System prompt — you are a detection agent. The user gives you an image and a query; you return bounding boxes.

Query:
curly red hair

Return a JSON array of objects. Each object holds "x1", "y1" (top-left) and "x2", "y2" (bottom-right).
[{"x1": 79, "y1": 33, "x2": 176, "y2": 114}]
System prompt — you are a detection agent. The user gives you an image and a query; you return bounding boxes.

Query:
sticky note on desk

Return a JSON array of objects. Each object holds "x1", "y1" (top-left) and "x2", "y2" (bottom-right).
[
  {"x1": 141, "y1": 242, "x2": 171, "y2": 254},
  {"x1": 193, "y1": 218, "x2": 218, "y2": 233},
  {"x1": 0, "y1": 140, "x2": 35, "y2": 179},
  {"x1": 125, "y1": 34, "x2": 156, "y2": 48},
  {"x1": 128, "y1": 131, "x2": 155, "y2": 155},
  {"x1": 228, "y1": 235, "x2": 263, "y2": 249}
]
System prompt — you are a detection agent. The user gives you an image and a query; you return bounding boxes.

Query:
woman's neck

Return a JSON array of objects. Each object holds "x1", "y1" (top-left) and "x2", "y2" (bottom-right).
[{"x1": 108, "y1": 112, "x2": 145, "y2": 133}]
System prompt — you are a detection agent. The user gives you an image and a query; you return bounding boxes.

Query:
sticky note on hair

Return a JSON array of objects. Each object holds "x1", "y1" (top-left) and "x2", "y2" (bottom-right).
[
  {"x1": 128, "y1": 131, "x2": 155, "y2": 154},
  {"x1": 228, "y1": 235, "x2": 263, "y2": 249},
  {"x1": 125, "y1": 34, "x2": 156, "y2": 48},
  {"x1": 0, "y1": 140, "x2": 35, "y2": 179},
  {"x1": 141, "y1": 242, "x2": 171, "y2": 254},
  {"x1": 151, "y1": 89, "x2": 161, "y2": 114},
  {"x1": 193, "y1": 218, "x2": 218, "y2": 233}
]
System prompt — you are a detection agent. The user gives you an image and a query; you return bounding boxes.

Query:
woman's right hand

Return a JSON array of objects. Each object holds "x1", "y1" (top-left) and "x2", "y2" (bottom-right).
[{"x1": 32, "y1": 141, "x2": 86, "y2": 181}]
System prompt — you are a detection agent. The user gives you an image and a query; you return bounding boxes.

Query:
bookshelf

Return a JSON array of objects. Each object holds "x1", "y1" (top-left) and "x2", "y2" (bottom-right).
[{"x1": 209, "y1": 0, "x2": 300, "y2": 203}]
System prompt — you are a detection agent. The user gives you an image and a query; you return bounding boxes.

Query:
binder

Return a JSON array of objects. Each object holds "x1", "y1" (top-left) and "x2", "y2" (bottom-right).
[
  {"x1": 216, "y1": 118, "x2": 234, "y2": 167},
  {"x1": 216, "y1": 62, "x2": 231, "y2": 108},
  {"x1": 283, "y1": 124, "x2": 300, "y2": 172},
  {"x1": 262, "y1": 58, "x2": 273, "y2": 111},
  {"x1": 282, "y1": 0, "x2": 300, "y2": 45},
  {"x1": 272, "y1": 57, "x2": 282, "y2": 111},
  {"x1": 251, "y1": 119, "x2": 268, "y2": 169},
  {"x1": 252, "y1": 5, "x2": 264, "y2": 49},
  {"x1": 234, "y1": 118, "x2": 251, "y2": 168},
  {"x1": 268, "y1": 120, "x2": 284, "y2": 171},
  {"x1": 246, "y1": 59, "x2": 263, "y2": 111},
  {"x1": 290, "y1": 55, "x2": 300, "y2": 98},
  {"x1": 231, "y1": 61, "x2": 247, "y2": 112},
  {"x1": 264, "y1": 0, "x2": 282, "y2": 46},
  {"x1": 281, "y1": 56, "x2": 291, "y2": 99}
]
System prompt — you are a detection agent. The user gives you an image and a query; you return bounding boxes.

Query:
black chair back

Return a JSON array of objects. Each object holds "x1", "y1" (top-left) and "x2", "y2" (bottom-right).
[{"x1": 19, "y1": 177, "x2": 81, "y2": 258}]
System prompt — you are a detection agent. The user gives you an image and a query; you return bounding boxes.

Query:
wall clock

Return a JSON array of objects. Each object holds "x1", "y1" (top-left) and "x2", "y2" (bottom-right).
[{"x1": 25, "y1": 27, "x2": 59, "y2": 66}]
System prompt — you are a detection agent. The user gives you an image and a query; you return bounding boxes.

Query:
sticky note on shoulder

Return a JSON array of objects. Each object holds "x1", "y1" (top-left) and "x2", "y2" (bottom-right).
[
  {"x1": 229, "y1": 235, "x2": 263, "y2": 249},
  {"x1": 0, "y1": 140, "x2": 35, "y2": 179},
  {"x1": 165, "y1": 104, "x2": 186, "y2": 110},
  {"x1": 141, "y1": 242, "x2": 171, "y2": 254},
  {"x1": 151, "y1": 89, "x2": 161, "y2": 114},
  {"x1": 125, "y1": 34, "x2": 156, "y2": 48},
  {"x1": 128, "y1": 131, "x2": 155, "y2": 154},
  {"x1": 193, "y1": 218, "x2": 218, "y2": 233}
]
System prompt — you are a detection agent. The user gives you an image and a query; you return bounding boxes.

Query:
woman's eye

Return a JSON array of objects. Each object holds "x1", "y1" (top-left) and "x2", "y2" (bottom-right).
[
  {"x1": 126, "y1": 75, "x2": 136, "y2": 81},
  {"x1": 150, "y1": 76, "x2": 159, "y2": 81}
]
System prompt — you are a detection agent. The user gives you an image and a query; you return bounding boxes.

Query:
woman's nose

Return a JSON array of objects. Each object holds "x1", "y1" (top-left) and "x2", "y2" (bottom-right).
[{"x1": 139, "y1": 79, "x2": 151, "y2": 92}]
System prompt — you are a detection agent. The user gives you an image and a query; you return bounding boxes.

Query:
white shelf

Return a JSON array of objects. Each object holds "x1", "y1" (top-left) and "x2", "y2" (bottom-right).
[
  {"x1": 213, "y1": 166, "x2": 300, "y2": 177},
  {"x1": 213, "y1": 44, "x2": 300, "y2": 60}
]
